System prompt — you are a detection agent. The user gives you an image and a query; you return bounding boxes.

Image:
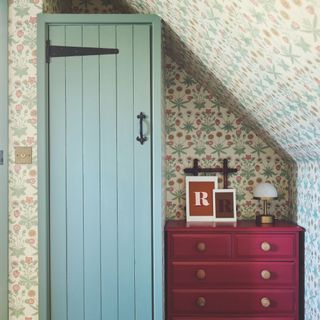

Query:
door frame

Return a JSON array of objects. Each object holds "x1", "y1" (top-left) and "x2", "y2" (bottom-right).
[
  {"x1": 0, "y1": 2, "x2": 8, "y2": 319},
  {"x1": 37, "y1": 14, "x2": 163, "y2": 320}
]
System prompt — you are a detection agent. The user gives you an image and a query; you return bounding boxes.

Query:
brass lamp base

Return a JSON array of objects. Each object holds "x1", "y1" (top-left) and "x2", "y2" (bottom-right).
[{"x1": 256, "y1": 214, "x2": 275, "y2": 225}]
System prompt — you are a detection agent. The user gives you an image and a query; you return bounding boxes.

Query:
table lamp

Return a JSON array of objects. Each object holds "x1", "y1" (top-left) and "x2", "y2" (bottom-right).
[{"x1": 253, "y1": 182, "x2": 278, "y2": 224}]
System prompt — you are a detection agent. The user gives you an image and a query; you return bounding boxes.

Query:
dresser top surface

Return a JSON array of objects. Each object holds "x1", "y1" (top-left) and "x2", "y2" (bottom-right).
[{"x1": 165, "y1": 220, "x2": 304, "y2": 232}]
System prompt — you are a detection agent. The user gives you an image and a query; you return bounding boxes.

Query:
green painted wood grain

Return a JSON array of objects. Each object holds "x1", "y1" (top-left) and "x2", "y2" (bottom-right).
[
  {"x1": 99, "y1": 24, "x2": 119, "y2": 320},
  {"x1": 65, "y1": 25, "x2": 85, "y2": 320},
  {"x1": 116, "y1": 24, "x2": 136, "y2": 319},
  {"x1": 82, "y1": 25, "x2": 102, "y2": 320},
  {"x1": 48, "y1": 25, "x2": 67, "y2": 320},
  {"x1": 133, "y1": 24, "x2": 153, "y2": 320}
]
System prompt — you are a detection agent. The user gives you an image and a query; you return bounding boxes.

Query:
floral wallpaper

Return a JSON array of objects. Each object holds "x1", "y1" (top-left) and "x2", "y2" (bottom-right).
[
  {"x1": 8, "y1": 1, "x2": 42, "y2": 319},
  {"x1": 112, "y1": 0, "x2": 320, "y2": 162},
  {"x1": 291, "y1": 161, "x2": 320, "y2": 319},
  {"x1": 164, "y1": 57, "x2": 289, "y2": 220},
  {"x1": 8, "y1": 1, "x2": 70, "y2": 319}
]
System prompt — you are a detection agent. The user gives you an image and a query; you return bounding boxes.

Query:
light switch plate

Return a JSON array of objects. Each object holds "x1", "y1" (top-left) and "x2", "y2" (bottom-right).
[{"x1": 15, "y1": 147, "x2": 32, "y2": 164}]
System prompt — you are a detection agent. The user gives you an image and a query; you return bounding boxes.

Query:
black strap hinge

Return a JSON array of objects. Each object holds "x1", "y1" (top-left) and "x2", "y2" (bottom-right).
[{"x1": 46, "y1": 40, "x2": 119, "y2": 63}]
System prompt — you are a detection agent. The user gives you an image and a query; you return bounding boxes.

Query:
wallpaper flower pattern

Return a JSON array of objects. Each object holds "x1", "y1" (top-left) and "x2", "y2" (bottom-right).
[
  {"x1": 8, "y1": 1, "x2": 69, "y2": 319},
  {"x1": 113, "y1": 0, "x2": 320, "y2": 162},
  {"x1": 290, "y1": 161, "x2": 320, "y2": 319},
  {"x1": 8, "y1": 2, "x2": 42, "y2": 319},
  {"x1": 164, "y1": 57, "x2": 289, "y2": 220}
]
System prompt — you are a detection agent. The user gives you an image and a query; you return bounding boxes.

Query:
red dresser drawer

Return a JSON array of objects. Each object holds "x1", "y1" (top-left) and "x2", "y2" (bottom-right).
[
  {"x1": 165, "y1": 221, "x2": 304, "y2": 320},
  {"x1": 170, "y1": 234, "x2": 231, "y2": 259},
  {"x1": 234, "y1": 234, "x2": 296, "y2": 259},
  {"x1": 171, "y1": 261, "x2": 295, "y2": 288},
  {"x1": 172, "y1": 289, "x2": 295, "y2": 314}
]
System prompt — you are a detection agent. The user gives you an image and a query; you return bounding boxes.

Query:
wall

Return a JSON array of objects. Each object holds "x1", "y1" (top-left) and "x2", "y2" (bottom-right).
[
  {"x1": 8, "y1": 2, "x2": 42, "y2": 318},
  {"x1": 163, "y1": 57, "x2": 289, "y2": 220},
  {"x1": 6, "y1": 0, "x2": 293, "y2": 319},
  {"x1": 8, "y1": 1, "x2": 70, "y2": 319},
  {"x1": 294, "y1": 161, "x2": 320, "y2": 318},
  {"x1": 113, "y1": 0, "x2": 320, "y2": 162}
]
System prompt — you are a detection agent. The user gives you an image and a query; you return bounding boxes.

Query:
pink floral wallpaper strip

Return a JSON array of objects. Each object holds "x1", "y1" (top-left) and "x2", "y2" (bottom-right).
[
  {"x1": 8, "y1": 1, "x2": 42, "y2": 318},
  {"x1": 8, "y1": 1, "x2": 71, "y2": 319}
]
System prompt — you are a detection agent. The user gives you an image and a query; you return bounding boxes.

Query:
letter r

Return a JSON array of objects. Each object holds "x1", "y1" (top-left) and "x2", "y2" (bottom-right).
[{"x1": 194, "y1": 192, "x2": 209, "y2": 206}]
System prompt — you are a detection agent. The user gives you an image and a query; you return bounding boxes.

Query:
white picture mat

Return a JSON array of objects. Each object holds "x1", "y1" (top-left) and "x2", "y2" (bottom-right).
[
  {"x1": 186, "y1": 176, "x2": 218, "y2": 222},
  {"x1": 213, "y1": 189, "x2": 237, "y2": 222}
]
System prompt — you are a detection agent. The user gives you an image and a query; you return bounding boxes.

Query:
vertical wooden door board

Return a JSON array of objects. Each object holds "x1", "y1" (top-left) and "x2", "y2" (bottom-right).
[
  {"x1": 99, "y1": 25, "x2": 118, "y2": 320},
  {"x1": 49, "y1": 25, "x2": 67, "y2": 320},
  {"x1": 116, "y1": 24, "x2": 135, "y2": 320},
  {"x1": 65, "y1": 25, "x2": 84, "y2": 320},
  {"x1": 133, "y1": 24, "x2": 153, "y2": 320},
  {"x1": 82, "y1": 25, "x2": 102, "y2": 320},
  {"x1": 0, "y1": 2, "x2": 8, "y2": 319}
]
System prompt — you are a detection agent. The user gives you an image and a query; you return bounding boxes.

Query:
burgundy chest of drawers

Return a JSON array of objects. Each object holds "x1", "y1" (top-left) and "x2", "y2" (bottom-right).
[{"x1": 165, "y1": 220, "x2": 304, "y2": 320}]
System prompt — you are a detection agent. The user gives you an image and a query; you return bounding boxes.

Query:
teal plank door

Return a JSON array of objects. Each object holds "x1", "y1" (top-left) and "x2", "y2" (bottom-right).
[{"x1": 48, "y1": 24, "x2": 152, "y2": 320}]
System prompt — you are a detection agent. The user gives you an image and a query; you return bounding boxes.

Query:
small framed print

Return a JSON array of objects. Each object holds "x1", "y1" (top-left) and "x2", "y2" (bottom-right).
[
  {"x1": 186, "y1": 176, "x2": 218, "y2": 222},
  {"x1": 213, "y1": 189, "x2": 237, "y2": 222}
]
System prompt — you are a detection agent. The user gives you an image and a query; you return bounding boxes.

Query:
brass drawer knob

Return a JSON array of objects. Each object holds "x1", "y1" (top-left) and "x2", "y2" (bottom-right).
[
  {"x1": 261, "y1": 297, "x2": 271, "y2": 308},
  {"x1": 196, "y1": 269, "x2": 206, "y2": 280},
  {"x1": 196, "y1": 242, "x2": 206, "y2": 252},
  {"x1": 196, "y1": 296, "x2": 206, "y2": 307},
  {"x1": 261, "y1": 269, "x2": 271, "y2": 280},
  {"x1": 261, "y1": 241, "x2": 271, "y2": 252}
]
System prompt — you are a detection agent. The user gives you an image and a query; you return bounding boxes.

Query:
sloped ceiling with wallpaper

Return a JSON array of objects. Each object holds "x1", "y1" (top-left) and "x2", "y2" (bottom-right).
[{"x1": 110, "y1": 0, "x2": 320, "y2": 161}]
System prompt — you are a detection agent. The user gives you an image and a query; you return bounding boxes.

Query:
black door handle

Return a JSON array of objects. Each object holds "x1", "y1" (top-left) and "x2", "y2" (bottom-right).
[{"x1": 136, "y1": 112, "x2": 147, "y2": 145}]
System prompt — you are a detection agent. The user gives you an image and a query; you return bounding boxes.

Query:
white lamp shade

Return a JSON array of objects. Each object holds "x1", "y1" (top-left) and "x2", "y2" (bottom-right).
[{"x1": 253, "y1": 183, "x2": 278, "y2": 199}]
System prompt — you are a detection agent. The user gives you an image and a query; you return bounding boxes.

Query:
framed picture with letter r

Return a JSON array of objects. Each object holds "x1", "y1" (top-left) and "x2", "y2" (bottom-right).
[
  {"x1": 186, "y1": 176, "x2": 218, "y2": 222},
  {"x1": 213, "y1": 189, "x2": 237, "y2": 222}
]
